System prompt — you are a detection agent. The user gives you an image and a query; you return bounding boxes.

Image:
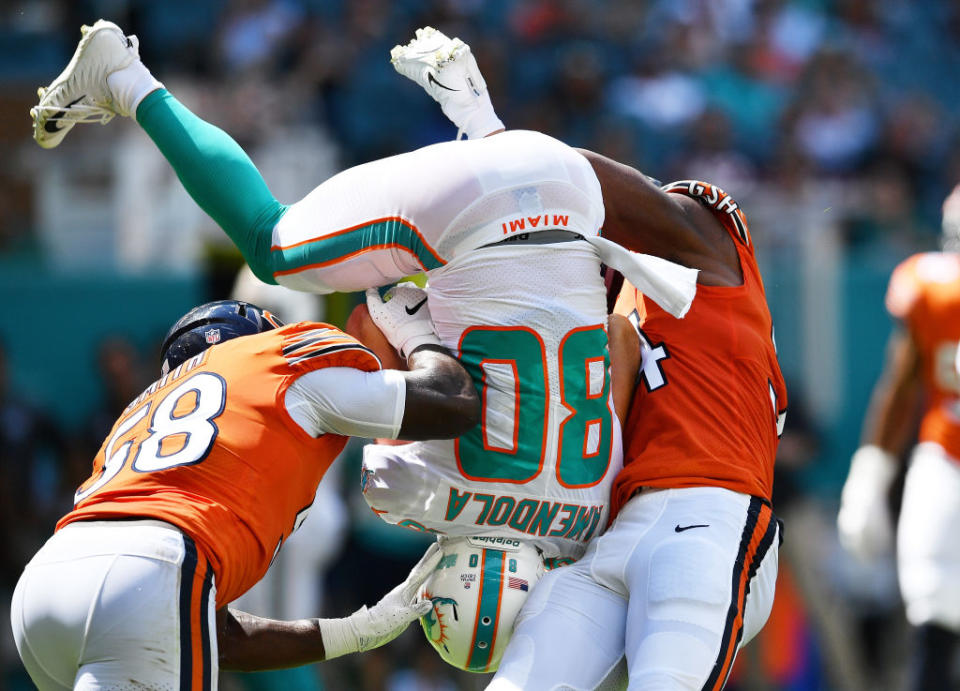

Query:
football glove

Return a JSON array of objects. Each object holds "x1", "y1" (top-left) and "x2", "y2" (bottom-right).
[
  {"x1": 318, "y1": 542, "x2": 442, "y2": 658},
  {"x1": 837, "y1": 445, "x2": 898, "y2": 562},
  {"x1": 365, "y1": 283, "x2": 441, "y2": 358}
]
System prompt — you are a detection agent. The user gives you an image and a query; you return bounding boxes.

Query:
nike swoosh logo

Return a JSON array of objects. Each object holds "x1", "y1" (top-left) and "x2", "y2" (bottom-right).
[
  {"x1": 405, "y1": 297, "x2": 429, "y2": 315},
  {"x1": 427, "y1": 72, "x2": 457, "y2": 92},
  {"x1": 44, "y1": 95, "x2": 86, "y2": 133},
  {"x1": 674, "y1": 524, "x2": 709, "y2": 533}
]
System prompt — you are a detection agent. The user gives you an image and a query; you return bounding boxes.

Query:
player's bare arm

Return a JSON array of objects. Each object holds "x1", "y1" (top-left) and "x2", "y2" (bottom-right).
[
  {"x1": 860, "y1": 326, "x2": 923, "y2": 454},
  {"x1": 218, "y1": 609, "x2": 326, "y2": 670},
  {"x1": 219, "y1": 543, "x2": 441, "y2": 670},
  {"x1": 574, "y1": 150, "x2": 744, "y2": 287},
  {"x1": 608, "y1": 313, "x2": 641, "y2": 428},
  {"x1": 400, "y1": 344, "x2": 480, "y2": 439},
  {"x1": 361, "y1": 283, "x2": 480, "y2": 440},
  {"x1": 838, "y1": 325, "x2": 922, "y2": 561}
]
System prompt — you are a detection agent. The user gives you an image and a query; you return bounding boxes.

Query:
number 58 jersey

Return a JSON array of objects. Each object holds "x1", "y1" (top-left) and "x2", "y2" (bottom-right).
[
  {"x1": 58, "y1": 323, "x2": 380, "y2": 606},
  {"x1": 361, "y1": 240, "x2": 623, "y2": 560}
]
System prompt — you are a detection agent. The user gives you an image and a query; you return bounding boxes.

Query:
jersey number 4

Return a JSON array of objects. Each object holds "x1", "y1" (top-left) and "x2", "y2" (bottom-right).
[
  {"x1": 627, "y1": 310, "x2": 671, "y2": 392},
  {"x1": 627, "y1": 308, "x2": 786, "y2": 437},
  {"x1": 74, "y1": 372, "x2": 226, "y2": 504}
]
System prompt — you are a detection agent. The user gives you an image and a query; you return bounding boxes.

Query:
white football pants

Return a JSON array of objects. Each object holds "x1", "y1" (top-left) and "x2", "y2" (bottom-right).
[
  {"x1": 898, "y1": 442, "x2": 960, "y2": 631},
  {"x1": 11, "y1": 520, "x2": 218, "y2": 690},
  {"x1": 488, "y1": 486, "x2": 780, "y2": 690}
]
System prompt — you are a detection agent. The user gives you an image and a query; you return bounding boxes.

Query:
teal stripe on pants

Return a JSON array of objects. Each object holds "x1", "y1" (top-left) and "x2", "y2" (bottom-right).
[
  {"x1": 272, "y1": 218, "x2": 445, "y2": 278},
  {"x1": 136, "y1": 89, "x2": 287, "y2": 284}
]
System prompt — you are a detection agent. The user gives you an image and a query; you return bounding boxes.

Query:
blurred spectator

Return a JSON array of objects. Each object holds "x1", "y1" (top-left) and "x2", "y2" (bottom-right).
[
  {"x1": 214, "y1": 0, "x2": 305, "y2": 76},
  {"x1": 607, "y1": 46, "x2": 707, "y2": 132},
  {"x1": 786, "y1": 48, "x2": 880, "y2": 174},
  {"x1": 0, "y1": 342, "x2": 69, "y2": 587},
  {"x1": 83, "y1": 336, "x2": 146, "y2": 442},
  {"x1": 664, "y1": 107, "x2": 758, "y2": 195}
]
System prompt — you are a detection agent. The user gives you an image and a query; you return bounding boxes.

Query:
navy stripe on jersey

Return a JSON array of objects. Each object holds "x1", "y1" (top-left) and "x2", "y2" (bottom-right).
[
  {"x1": 281, "y1": 329, "x2": 345, "y2": 355},
  {"x1": 703, "y1": 497, "x2": 777, "y2": 691},
  {"x1": 282, "y1": 328, "x2": 377, "y2": 367},
  {"x1": 178, "y1": 536, "x2": 198, "y2": 691},
  {"x1": 287, "y1": 343, "x2": 377, "y2": 367},
  {"x1": 199, "y1": 568, "x2": 214, "y2": 690}
]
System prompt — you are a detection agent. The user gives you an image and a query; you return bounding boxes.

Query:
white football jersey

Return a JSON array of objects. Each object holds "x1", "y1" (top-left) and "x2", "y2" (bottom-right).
[
  {"x1": 363, "y1": 241, "x2": 623, "y2": 559},
  {"x1": 273, "y1": 130, "x2": 621, "y2": 558}
]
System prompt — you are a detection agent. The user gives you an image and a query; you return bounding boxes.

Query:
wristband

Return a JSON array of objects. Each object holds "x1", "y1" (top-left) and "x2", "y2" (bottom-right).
[{"x1": 317, "y1": 615, "x2": 359, "y2": 660}]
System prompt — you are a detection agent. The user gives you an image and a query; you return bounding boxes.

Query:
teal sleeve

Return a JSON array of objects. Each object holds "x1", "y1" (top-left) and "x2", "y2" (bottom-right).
[{"x1": 135, "y1": 89, "x2": 286, "y2": 284}]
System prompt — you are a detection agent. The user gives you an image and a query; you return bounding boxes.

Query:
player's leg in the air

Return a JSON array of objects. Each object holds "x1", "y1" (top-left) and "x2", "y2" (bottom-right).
[
  {"x1": 32, "y1": 21, "x2": 286, "y2": 285},
  {"x1": 33, "y1": 21, "x2": 445, "y2": 293}
]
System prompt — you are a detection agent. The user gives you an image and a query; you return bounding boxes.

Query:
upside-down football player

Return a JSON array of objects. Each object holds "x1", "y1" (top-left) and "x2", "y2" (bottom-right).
[
  {"x1": 11, "y1": 294, "x2": 479, "y2": 690},
  {"x1": 389, "y1": 28, "x2": 788, "y2": 691}
]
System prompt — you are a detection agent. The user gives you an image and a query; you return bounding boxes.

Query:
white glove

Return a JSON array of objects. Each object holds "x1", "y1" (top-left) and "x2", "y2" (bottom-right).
[
  {"x1": 837, "y1": 445, "x2": 899, "y2": 561},
  {"x1": 318, "y1": 542, "x2": 442, "y2": 658},
  {"x1": 365, "y1": 283, "x2": 441, "y2": 358},
  {"x1": 390, "y1": 26, "x2": 504, "y2": 140}
]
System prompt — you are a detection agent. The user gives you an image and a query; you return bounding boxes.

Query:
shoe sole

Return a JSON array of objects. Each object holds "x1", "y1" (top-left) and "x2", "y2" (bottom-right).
[{"x1": 32, "y1": 20, "x2": 127, "y2": 148}]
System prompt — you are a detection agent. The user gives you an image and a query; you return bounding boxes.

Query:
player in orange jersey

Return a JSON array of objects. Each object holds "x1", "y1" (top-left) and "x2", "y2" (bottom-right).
[
  {"x1": 838, "y1": 186, "x2": 960, "y2": 691},
  {"x1": 392, "y1": 28, "x2": 786, "y2": 690},
  {"x1": 10, "y1": 293, "x2": 479, "y2": 690}
]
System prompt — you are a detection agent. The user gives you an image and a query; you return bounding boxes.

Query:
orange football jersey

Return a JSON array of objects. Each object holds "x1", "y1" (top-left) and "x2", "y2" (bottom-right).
[
  {"x1": 59, "y1": 322, "x2": 380, "y2": 605},
  {"x1": 612, "y1": 181, "x2": 787, "y2": 512},
  {"x1": 885, "y1": 252, "x2": 960, "y2": 460}
]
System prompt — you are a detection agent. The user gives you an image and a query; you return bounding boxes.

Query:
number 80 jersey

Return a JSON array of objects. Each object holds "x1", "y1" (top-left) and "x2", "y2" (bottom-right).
[
  {"x1": 58, "y1": 323, "x2": 380, "y2": 606},
  {"x1": 361, "y1": 240, "x2": 623, "y2": 560}
]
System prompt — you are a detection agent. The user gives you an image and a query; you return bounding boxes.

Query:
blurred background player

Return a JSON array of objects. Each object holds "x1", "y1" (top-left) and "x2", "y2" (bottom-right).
[
  {"x1": 28, "y1": 20, "x2": 697, "y2": 571},
  {"x1": 392, "y1": 26, "x2": 786, "y2": 690},
  {"x1": 838, "y1": 184, "x2": 960, "y2": 691},
  {"x1": 10, "y1": 294, "x2": 479, "y2": 689}
]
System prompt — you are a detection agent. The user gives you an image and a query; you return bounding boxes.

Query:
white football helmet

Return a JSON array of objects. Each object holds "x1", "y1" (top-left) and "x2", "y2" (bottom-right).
[{"x1": 418, "y1": 536, "x2": 545, "y2": 673}]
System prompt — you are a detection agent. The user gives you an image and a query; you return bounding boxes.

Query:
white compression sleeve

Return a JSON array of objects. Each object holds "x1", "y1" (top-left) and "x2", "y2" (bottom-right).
[{"x1": 284, "y1": 368, "x2": 406, "y2": 439}]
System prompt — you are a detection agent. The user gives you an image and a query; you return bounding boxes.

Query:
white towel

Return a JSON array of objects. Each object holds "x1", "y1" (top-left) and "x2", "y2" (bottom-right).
[{"x1": 584, "y1": 235, "x2": 698, "y2": 318}]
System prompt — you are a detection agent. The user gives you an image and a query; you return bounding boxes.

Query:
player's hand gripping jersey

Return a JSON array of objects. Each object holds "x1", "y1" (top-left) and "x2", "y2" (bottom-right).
[
  {"x1": 886, "y1": 252, "x2": 960, "y2": 458},
  {"x1": 59, "y1": 323, "x2": 380, "y2": 606},
  {"x1": 613, "y1": 181, "x2": 788, "y2": 509}
]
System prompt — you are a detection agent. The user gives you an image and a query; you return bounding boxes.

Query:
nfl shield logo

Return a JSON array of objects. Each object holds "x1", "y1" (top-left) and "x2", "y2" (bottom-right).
[{"x1": 204, "y1": 328, "x2": 221, "y2": 345}]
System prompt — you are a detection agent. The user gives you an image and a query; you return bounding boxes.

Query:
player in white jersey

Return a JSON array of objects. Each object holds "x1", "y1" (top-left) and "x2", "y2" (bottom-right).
[
  {"x1": 30, "y1": 20, "x2": 695, "y2": 562},
  {"x1": 390, "y1": 27, "x2": 787, "y2": 689}
]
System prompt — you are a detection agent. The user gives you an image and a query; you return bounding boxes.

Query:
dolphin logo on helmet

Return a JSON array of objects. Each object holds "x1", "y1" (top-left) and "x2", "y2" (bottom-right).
[{"x1": 418, "y1": 537, "x2": 545, "y2": 673}]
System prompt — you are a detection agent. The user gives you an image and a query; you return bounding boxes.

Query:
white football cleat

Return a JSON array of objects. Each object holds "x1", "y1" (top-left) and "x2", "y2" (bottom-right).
[
  {"x1": 31, "y1": 20, "x2": 140, "y2": 149},
  {"x1": 391, "y1": 26, "x2": 503, "y2": 139}
]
